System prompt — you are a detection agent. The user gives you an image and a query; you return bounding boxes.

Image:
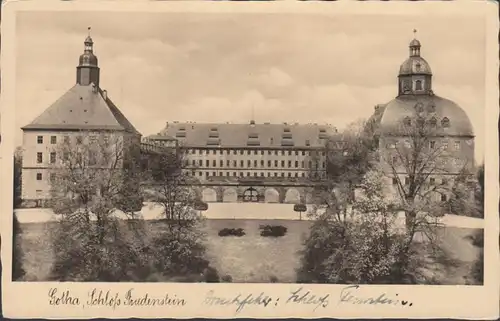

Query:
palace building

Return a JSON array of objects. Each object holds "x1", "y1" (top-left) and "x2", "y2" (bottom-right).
[
  {"x1": 20, "y1": 30, "x2": 142, "y2": 203},
  {"x1": 369, "y1": 35, "x2": 475, "y2": 201},
  {"x1": 145, "y1": 121, "x2": 337, "y2": 203}
]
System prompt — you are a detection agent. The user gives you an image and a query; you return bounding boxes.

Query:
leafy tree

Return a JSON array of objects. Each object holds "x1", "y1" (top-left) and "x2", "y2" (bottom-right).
[
  {"x1": 143, "y1": 146, "x2": 214, "y2": 280},
  {"x1": 12, "y1": 213, "x2": 25, "y2": 281},
  {"x1": 48, "y1": 131, "x2": 149, "y2": 281}
]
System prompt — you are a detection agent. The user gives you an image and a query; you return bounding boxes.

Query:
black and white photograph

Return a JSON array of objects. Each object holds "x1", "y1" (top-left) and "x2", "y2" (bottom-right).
[{"x1": 7, "y1": 5, "x2": 489, "y2": 288}]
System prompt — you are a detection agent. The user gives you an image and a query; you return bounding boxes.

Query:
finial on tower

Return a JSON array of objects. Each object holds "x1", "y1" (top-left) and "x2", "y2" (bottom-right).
[
  {"x1": 88, "y1": 26, "x2": 91, "y2": 36},
  {"x1": 413, "y1": 29, "x2": 417, "y2": 38}
]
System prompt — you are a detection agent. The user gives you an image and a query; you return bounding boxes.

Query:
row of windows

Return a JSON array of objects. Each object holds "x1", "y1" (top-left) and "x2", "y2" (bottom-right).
[
  {"x1": 36, "y1": 135, "x2": 108, "y2": 145},
  {"x1": 392, "y1": 176, "x2": 449, "y2": 186},
  {"x1": 35, "y1": 170, "x2": 325, "y2": 181},
  {"x1": 36, "y1": 152, "x2": 99, "y2": 166},
  {"x1": 186, "y1": 159, "x2": 325, "y2": 169},
  {"x1": 403, "y1": 116, "x2": 450, "y2": 128},
  {"x1": 184, "y1": 171, "x2": 326, "y2": 179},
  {"x1": 185, "y1": 149, "x2": 325, "y2": 157},
  {"x1": 36, "y1": 152, "x2": 57, "y2": 164},
  {"x1": 387, "y1": 140, "x2": 461, "y2": 150}
]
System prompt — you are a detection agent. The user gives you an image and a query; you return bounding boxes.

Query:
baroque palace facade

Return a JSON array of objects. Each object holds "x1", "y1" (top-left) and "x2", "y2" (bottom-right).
[
  {"x1": 144, "y1": 121, "x2": 336, "y2": 203},
  {"x1": 19, "y1": 31, "x2": 475, "y2": 206}
]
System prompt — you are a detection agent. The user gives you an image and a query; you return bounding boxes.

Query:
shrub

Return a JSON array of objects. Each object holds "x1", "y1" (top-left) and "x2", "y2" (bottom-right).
[
  {"x1": 12, "y1": 213, "x2": 25, "y2": 281},
  {"x1": 203, "y1": 266, "x2": 220, "y2": 283},
  {"x1": 260, "y1": 225, "x2": 287, "y2": 237},
  {"x1": 50, "y1": 219, "x2": 152, "y2": 282},
  {"x1": 218, "y1": 228, "x2": 245, "y2": 237},
  {"x1": 221, "y1": 274, "x2": 233, "y2": 283},
  {"x1": 269, "y1": 275, "x2": 279, "y2": 283}
]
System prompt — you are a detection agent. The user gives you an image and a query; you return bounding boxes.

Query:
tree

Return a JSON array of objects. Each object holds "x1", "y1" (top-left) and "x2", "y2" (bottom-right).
[
  {"x1": 48, "y1": 131, "x2": 149, "y2": 281},
  {"x1": 13, "y1": 147, "x2": 23, "y2": 208},
  {"x1": 12, "y1": 213, "x2": 25, "y2": 281},
  {"x1": 298, "y1": 168, "x2": 420, "y2": 284},
  {"x1": 143, "y1": 146, "x2": 215, "y2": 281}
]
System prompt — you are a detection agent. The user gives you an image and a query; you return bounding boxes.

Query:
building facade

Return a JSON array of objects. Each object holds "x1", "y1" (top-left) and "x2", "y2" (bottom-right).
[
  {"x1": 146, "y1": 121, "x2": 337, "y2": 203},
  {"x1": 370, "y1": 37, "x2": 475, "y2": 201},
  {"x1": 21, "y1": 32, "x2": 142, "y2": 204}
]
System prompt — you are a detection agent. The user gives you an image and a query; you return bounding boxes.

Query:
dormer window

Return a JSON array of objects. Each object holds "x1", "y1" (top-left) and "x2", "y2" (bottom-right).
[
  {"x1": 284, "y1": 128, "x2": 291, "y2": 133},
  {"x1": 429, "y1": 117, "x2": 437, "y2": 127},
  {"x1": 441, "y1": 117, "x2": 450, "y2": 128}
]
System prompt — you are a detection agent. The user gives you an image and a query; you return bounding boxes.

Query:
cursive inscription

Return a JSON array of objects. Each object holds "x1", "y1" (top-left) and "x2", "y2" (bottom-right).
[
  {"x1": 48, "y1": 288, "x2": 81, "y2": 306},
  {"x1": 339, "y1": 285, "x2": 413, "y2": 307},
  {"x1": 123, "y1": 288, "x2": 186, "y2": 306},
  {"x1": 286, "y1": 287, "x2": 330, "y2": 311},
  {"x1": 203, "y1": 290, "x2": 274, "y2": 314}
]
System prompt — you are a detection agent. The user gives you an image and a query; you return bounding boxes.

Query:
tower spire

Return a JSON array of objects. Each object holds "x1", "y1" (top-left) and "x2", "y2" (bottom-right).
[{"x1": 77, "y1": 28, "x2": 100, "y2": 87}]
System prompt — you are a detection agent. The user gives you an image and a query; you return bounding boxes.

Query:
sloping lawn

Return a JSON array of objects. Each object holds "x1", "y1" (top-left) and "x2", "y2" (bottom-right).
[{"x1": 16, "y1": 219, "x2": 481, "y2": 284}]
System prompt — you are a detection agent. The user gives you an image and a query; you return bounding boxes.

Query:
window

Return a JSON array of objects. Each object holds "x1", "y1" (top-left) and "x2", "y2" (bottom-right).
[
  {"x1": 308, "y1": 161, "x2": 312, "y2": 168},
  {"x1": 233, "y1": 160, "x2": 237, "y2": 167},
  {"x1": 253, "y1": 150, "x2": 257, "y2": 155},
  {"x1": 233, "y1": 172, "x2": 237, "y2": 176},
  {"x1": 261, "y1": 160, "x2": 264, "y2": 166},
  {"x1": 50, "y1": 152, "x2": 56, "y2": 164},
  {"x1": 37, "y1": 152, "x2": 43, "y2": 164},
  {"x1": 288, "y1": 160, "x2": 292, "y2": 167},
  {"x1": 430, "y1": 117, "x2": 437, "y2": 127},
  {"x1": 233, "y1": 150, "x2": 237, "y2": 155},
  {"x1": 220, "y1": 150, "x2": 223, "y2": 155},
  {"x1": 247, "y1": 150, "x2": 251, "y2": 155},
  {"x1": 441, "y1": 194, "x2": 447, "y2": 202},
  {"x1": 288, "y1": 150, "x2": 292, "y2": 156},
  {"x1": 37, "y1": 136, "x2": 43, "y2": 144},
  {"x1": 281, "y1": 160, "x2": 285, "y2": 167},
  {"x1": 404, "y1": 140, "x2": 411, "y2": 148},
  {"x1": 240, "y1": 150, "x2": 244, "y2": 155},
  {"x1": 274, "y1": 150, "x2": 278, "y2": 155},
  {"x1": 63, "y1": 135, "x2": 70, "y2": 144},
  {"x1": 260, "y1": 172, "x2": 264, "y2": 177},
  {"x1": 301, "y1": 161, "x2": 305, "y2": 168},
  {"x1": 199, "y1": 160, "x2": 202, "y2": 166},
  {"x1": 454, "y1": 141, "x2": 461, "y2": 150},
  {"x1": 254, "y1": 172, "x2": 257, "y2": 177},
  {"x1": 268, "y1": 151, "x2": 272, "y2": 155},
  {"x1": 295, "y1": 173, "x2": 298, "y2": 178},
  {"x1": 50, "y1": 136, "x2": 57, "y2": 144},
  {"x1": 199, "y1": 172, "x2": 203, "y2": 177},
  {"x1": 430, "y1": 141, "x2": 436, "y2": 149},
  {"x1": 274, "y1": 173, "x2": 278, "y2": 177},
  {"x1": 392, "y1": 177, "x2": 398, "y2": 185},
  {"x1": 76, "y1": 136, "x2": 83, "y2": 144},
  {"x1": 415, "y1": 80, "x2": 422, "y2": 91},
  {"x1": 268, "y1": 160, "x2": 271, "y2": 167},
  {"x1": 302, "y1": 151, "x2": 306, "y2": 156},
  {"x1": 261, "y1": 151, "x2": 264, "y2": 155},
  {"x1": 392, "y1": 156, "x2": 398, "y2": 164},
  {"x1": 213, "y1": 172, "x2": 216, "y2": 176},
  {"x1": 240, "y1": 160, "x2": 244, "y2": 167},
  {"x1": 192, "y1": 160, "x2": 196, "y2": 166},
  {"x1": 267, "y1": 172, "x2": 271, "y2": 177},
  {"x1": 220, "y1": 160, "x2": 224, "y2": 167},
  {"x1": 404, "y1": 117, "x2": 411, "y2": 126},
  {"x1": 248, "y1": 160, "x2": 251, "y2": 167},
  {"x1": 274, "y1": 160, "x2": 278, "y2": 167},
  {"x1": 302, "y1": 173, "x2": 305, "y2": 177},
  {"x1": 442, "y1": 178, "x2": 448, "y2": 185},
  {"x1": 36, "y1": 173, "x2": 42, "y2": 181},
  {"x1": 281, "y1": 173, "x2": 285, "y2": 177},
  {"x1": 442, "y1": 117, "x2": 450, "y2": 128},
  {"x1": 254, "y1": 160, "x2": 257, "y2": 167},
  {"x1": 206, "y1": 160, "x2": 209, "y2": 167},
  {"x1": 443, "y1": 141, "x2": 449, "y2": 150},
  {"x1": 322, "y1": 161, "x2": 326, "y2": 168},
  {"x1": 63, "y1": 152, "x2": 69, "y2": 161},
  {"x1": 295, "y1": 161, "x2": 299, "y2": 168},
  {"x1": 405, "y1": 177, "x2": 410, "y2": 185},
  {"x1": 219, "y1": 172, "x2": 223, "y2": 176},
  {"x1": 50, "y1": 173, "x2": 56, "y2": 182},
  {"x1": 281, "y1": 151, "x2": 285, "y2": 156}
]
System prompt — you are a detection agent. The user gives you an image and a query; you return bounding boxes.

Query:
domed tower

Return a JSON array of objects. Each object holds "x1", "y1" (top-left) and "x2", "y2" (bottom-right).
[
  {"x1": 368, "y1": 32, "x2": 475, "y2": 186},
  {"x1": 76, "y1": 27, "x2": 100, "y2": 87}
]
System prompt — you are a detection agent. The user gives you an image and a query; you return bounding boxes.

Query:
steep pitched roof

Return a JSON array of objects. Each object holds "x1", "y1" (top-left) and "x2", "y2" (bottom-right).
[
  {"x1": 158, "y1": 122, "x2": 337, "y2": 148},
  {"x1": 22, "y1": 84, "x2": 141, "y2": 135}
]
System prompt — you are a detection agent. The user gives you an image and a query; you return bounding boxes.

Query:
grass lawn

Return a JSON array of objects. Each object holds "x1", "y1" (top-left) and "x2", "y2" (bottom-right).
[{"x1": 16, "y1": 219, "x2": 482, "y2": 284}]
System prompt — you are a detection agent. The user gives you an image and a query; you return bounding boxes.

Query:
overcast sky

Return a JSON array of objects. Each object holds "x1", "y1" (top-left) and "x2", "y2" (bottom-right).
[{"x1": 15, "y1": 11, "x2": 485, "y2": 161}]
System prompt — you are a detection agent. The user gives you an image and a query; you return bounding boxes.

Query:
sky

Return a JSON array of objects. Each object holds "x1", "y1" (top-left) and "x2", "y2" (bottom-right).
[{"x1": 15, "y1": 10, "x2": 485, "y2": 161}]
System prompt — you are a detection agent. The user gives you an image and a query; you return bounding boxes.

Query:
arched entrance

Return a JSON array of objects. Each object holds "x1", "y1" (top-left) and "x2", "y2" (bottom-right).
[
  {"x1": 284, "y1": 188, "x2": 301, "y2": 204},
  {"x1": 202, "y1": 188, "x2": 217, "y2": 203},
  {"x1": 243, "y1": 187, "x2": 259, "y2": 202},
  {"x1": 264, "y1": 188, "x2": 279, "y2": 203},
  {"x1": 223, "y1": 188, "x2": 238, "y2": 203}
]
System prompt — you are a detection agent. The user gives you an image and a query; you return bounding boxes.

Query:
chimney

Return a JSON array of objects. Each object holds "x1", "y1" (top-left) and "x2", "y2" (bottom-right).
[
  {"x1": 103, "y1": 90, "x2": 107, "y2": 99},
  {"x1": 91, "y1": 83, "x2": 98, "y2": 93}
]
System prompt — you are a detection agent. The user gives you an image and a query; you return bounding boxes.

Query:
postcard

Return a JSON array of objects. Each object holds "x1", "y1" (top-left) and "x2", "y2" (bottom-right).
[{"x1": 1, "y1": 0, "x2": 498, "y2": 319}]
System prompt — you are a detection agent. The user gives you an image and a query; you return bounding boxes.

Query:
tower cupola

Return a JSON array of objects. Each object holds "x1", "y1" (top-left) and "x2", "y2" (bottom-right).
[
  {"x1": 76, "y1": 27, "x2": 100, "y2": 87},
  {"x1": 397, "y1": 30, "x2": 433, "y2": 96}
]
